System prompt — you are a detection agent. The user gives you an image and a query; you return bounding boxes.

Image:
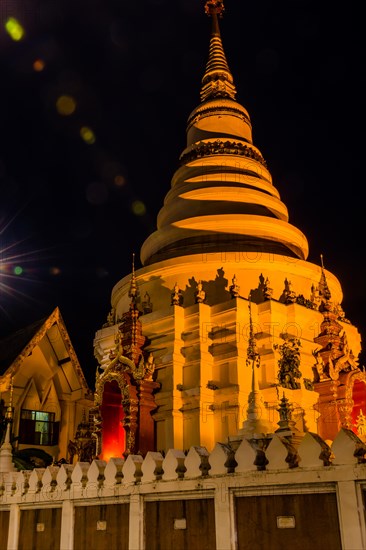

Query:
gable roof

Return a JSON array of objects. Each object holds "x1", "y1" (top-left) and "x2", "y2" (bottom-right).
[
  {"x1": 0, "y1": 307, "x2": 92, "y2": 397},
  {"x1": 0, "y1": 317, "x2": 46, "y2": 374}
]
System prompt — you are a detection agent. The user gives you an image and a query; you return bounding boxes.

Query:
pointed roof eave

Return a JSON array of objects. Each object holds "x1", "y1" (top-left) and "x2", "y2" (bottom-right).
[
  {"x1": 201, "y1": 1, "x2": 237, "y2": 102},
  {"x1": 0, "y1": 307, "x2": 91, "y2": 394}
]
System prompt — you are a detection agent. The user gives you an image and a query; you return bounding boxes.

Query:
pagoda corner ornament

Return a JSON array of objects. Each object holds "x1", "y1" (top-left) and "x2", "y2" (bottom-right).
[
  {"x1": 229, "y1": 275, "x2": 240, "y2": 298},
  {"x1": 171, "y1": 282, "x2": 183, "y2": 306},
  {"x1": 195, "y1": 280, "x2": 206, "y2": 304}
]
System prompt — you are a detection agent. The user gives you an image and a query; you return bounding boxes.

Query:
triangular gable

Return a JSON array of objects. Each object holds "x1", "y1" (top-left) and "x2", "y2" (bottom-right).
[
  {"x1": 18, "y1": 378, "x2": 61, "y2": 419},
  {"x1": 0, "y1": 307, "x2": 91, "y2": 396},
  {"x1": 0, "y1": 317, "x2": 46, "y2": 374},
  {"x1": 18, "y1": 378, "x2": 42, "y2": 411}
]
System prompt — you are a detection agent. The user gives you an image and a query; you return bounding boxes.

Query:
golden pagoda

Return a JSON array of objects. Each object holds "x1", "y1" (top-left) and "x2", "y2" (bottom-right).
[{"x1": 93, "y1": 0, "x2": 364, "y2": 456}]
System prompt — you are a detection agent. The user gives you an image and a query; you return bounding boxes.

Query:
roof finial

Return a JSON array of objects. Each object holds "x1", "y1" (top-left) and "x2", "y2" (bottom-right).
[
  {"x1": 205, "y1": 0, "x2": 225, "y2": 34},
  {"x1": 5, "y1": 377, "x2": 14, "y2": 422},
  {"x1": 236, "y1": 294, "x2": 274, "y2": 439},
  {"x1": 205, "y1": 0, "x2": 225, "y2": 17},
  {"x1": 276, "y1": 392, "x2": 296, "y2": 433},
  {"x1": 246, "y1": 293, "x2": 260, "y2": 368},
  {"x1": 201, "y1": 0, "x2": 236, "y2": 102},
  {"x1": 0, "y1": 377, "x2": 16, "y2": 473},
  {"x1": 319, "y1": 253, "x2": 331, "y2": 301},
  {"x1": 128, "y1": 252, "x2": 138, "y2": 304},
  {"x1": 0, "y1": 379, "x2": 15, "y2": 472}
]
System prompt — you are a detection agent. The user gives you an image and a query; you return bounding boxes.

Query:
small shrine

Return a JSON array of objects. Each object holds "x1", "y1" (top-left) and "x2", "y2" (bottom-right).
[
  {"x1": 312, "y1": 258, "x2": 365, "y2": 440},
  {"x1": 92, "y1": 257, "x2": 160, "y2": 460},
  {"x1": 68, "y1": 409, "x2": 95, "y2": 463}
]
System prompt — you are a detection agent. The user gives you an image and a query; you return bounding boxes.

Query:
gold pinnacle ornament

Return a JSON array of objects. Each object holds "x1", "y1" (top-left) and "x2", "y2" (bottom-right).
[{"x1": 205, "y1": 0, "x2": 225, "y2": 17}]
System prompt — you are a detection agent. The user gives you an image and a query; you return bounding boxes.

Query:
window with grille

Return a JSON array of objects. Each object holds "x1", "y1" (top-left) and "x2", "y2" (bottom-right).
[{"x1": 19, "y1": 410, "x2": 59, "y2": 446}]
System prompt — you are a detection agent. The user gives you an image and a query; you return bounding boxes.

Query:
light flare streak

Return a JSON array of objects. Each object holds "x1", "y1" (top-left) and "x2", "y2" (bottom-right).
[{"x1": 0, "y1": 210, "x2": 58, "y2": 320}]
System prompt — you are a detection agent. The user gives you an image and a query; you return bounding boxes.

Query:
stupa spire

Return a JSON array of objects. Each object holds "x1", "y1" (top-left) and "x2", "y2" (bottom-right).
[
  {"x1": 237, "y1": 296, "x2": 274, "y2": 438},
  {"x1": 128, "y1": 252, "x2": 138, "y2": 306},
  {"x1": 201, "y1": 1, "x2": 237, "y2": 102},
  {"x1": 0, "y1": 377, "x2": 15, "y2": 473},
  {"x1": 140, "y1": 0, "x2": 309, "y2": 267},
  {"x1": 246, "y1": 295, "x2": 260, "y2": 369},
  {"x1": 245, "y1": 297, "x2": 261, "y2": 418},
  {"x1": 276, "y1": 392, "x2": 297, "y2": 433},
  {"x1": 319, "y1": 254, "x2": 332, "y2": 301}
]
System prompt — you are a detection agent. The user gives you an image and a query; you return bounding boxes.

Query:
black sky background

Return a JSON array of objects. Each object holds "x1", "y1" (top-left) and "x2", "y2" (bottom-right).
[{"x1": 0, "y1": 0, "x2": 364, "y2": 388}]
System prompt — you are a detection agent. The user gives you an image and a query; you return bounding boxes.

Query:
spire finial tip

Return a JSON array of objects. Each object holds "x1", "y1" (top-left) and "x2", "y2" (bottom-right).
[{"x1": 205, "y1": 0, "x2": 225, "y2": 17}]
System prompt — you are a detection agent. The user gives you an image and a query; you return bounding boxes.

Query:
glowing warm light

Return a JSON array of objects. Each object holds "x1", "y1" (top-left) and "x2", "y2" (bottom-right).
[
  {"x1": 56, "y1": 95, "x2": 76, "y2": 116},
  {"x1": 33, "y1": 59, "x2": 45, "y2": 72},
  {"x1": 131, "y1": 200, "x2": 146, "y2": 216},
  {"x1": 114, "y1": 174, "x2": 126, "y2": 186},
  {"x1": 5, "y1": 17, "x2": 25, "y2": 41},
  {"x1": 50, "y1": 266, "x2": 61, "y2": 275},
  {"x1": 80, "y1": 126, "x2": 96, "y2": 144},
  {"x1": 100, "y1": 381, "x2": 125, "y2": 461}
]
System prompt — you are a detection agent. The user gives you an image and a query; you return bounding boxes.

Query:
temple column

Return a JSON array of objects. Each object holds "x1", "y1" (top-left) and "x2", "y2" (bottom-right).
[
  {"x1": 337, "y1": 480, "x2": 364, "y2": 550},
  {"x1": 214, "y1": 482, "x2": 234, "y2": 550},
  {"x1": 138, "y1": 379, "x2": 160, "y2": 454},
  {"x1": 7, "y1": 504, "x2": 20, "y2": 550},
  {"x1": 171, "y1": 305, "x2": 185, "y2": 449},
  {"x1": 128, "y1": 492, "x2": 144, "y2": 550},
  {"x1": 198, "y1": 303, "x2": 215, "y2": 450},
  {"x1": 315, "y1": 381, "x2": 341, "y2": 441},
  {"x1": 60, "y1": 500, "x2": 74, "y2": 550}
]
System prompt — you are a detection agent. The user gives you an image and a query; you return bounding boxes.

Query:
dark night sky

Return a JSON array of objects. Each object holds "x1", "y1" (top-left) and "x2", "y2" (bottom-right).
[{"x1": 0, "y1": 0, "x2": 364, "y2": 387}]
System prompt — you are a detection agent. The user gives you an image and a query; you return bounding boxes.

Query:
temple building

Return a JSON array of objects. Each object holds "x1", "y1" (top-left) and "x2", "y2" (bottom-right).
[
  {"x1": 0, "y1": 307, "x2": 93, "y2": 469},
  {"x1": 0, "y1": 2, "x2": 365, "y2": 549},
  {"x1": 93, "y1": 0, "x2": 365, "y2": 457}
]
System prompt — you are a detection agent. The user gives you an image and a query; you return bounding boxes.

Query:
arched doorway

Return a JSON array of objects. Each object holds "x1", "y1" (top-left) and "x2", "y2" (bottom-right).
[{"x1": 100, "y1": 380, "x2": 125, "y2": 461}]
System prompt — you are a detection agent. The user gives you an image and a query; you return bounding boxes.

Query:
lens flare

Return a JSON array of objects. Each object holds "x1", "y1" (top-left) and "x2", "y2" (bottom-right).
[
  {"x1": 33, "y1": 59, "x2": 45, "y2": 72},
  {"x1": 0, "y1": 209, "x2": 55, "y2": 319},
  {"x1": 114, "y1": 175, "x2": 126, "y2": 187},
  {"x1": 131, "y1": 200, "x2": 146, "y2": 216},
  {"x1": 56, "y1": 95, "x2": 76, "y2": 116},
  {"x1": 4, "y1": 17, "x2": 25, "y2": 41},
  {"x1": 80, "y1": 126, "x2": 96, "y2": 144}
]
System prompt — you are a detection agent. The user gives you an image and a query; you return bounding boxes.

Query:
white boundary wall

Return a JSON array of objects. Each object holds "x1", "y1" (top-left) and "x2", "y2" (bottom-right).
[{"x1": 0, "y1": 428, "x2": 365, "y2": 549}]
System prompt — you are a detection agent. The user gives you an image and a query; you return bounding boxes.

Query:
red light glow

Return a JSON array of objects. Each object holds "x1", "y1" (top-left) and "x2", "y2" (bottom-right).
[{"x1": 100, "y1": 380, "x2": 125, "y2": 461}]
